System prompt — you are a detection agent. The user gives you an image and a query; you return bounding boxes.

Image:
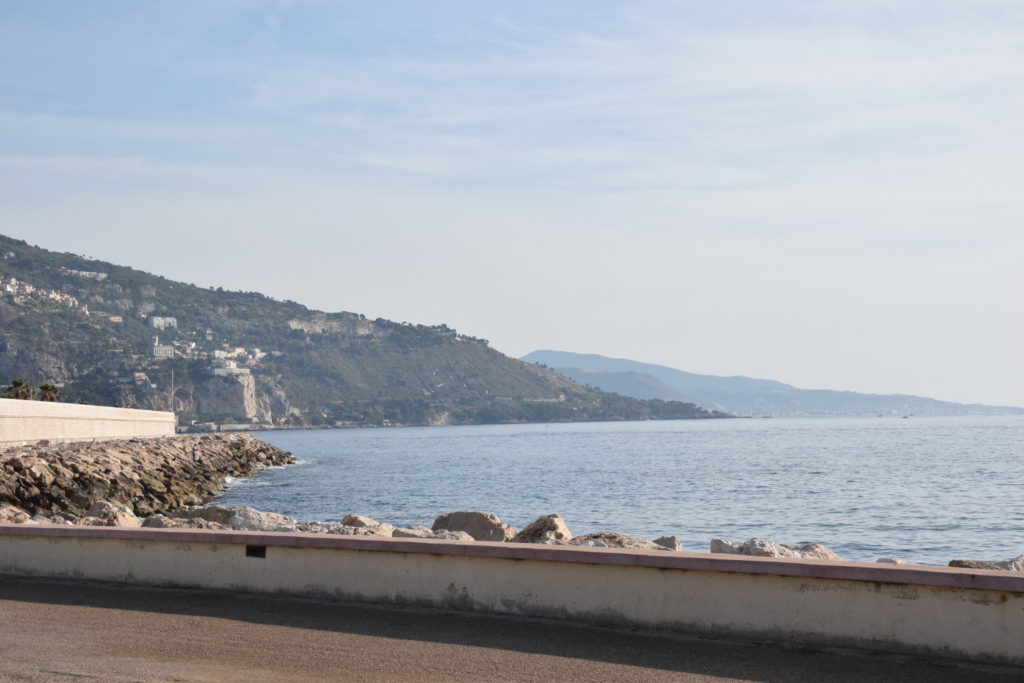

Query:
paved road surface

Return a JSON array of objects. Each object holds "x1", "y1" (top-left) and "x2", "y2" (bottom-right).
[{"x1": 0, "y1": 576, "x2": 1018, "y2": 682}]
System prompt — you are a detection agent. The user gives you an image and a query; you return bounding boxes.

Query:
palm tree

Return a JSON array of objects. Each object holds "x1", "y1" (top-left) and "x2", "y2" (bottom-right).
[
  {"x1": 3, "y1": 379, "x2": 33, "y2": 400},
  {"x1": 36, "y1": 384, "x2": 61, "y2": 402}
]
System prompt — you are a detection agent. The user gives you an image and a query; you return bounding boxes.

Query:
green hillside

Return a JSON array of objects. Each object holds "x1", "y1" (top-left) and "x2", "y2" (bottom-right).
[{"x1": 0, "y1": 234, "x2": 726, "y2": 428}]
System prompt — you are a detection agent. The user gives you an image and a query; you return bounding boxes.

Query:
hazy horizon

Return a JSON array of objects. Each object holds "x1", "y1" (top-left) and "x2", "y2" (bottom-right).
[{"x1": 3, "y1": 2, "x2": 1023, "y2": 406}]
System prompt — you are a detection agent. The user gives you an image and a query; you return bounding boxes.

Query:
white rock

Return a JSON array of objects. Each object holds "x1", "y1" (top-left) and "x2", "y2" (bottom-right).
[
  {"x1": 142, "y1": 514, "x2": 228, "y2": 530},
  {"x1": 569, "y1": 532, "x2": 661, "y2": 550},
  {"x1": 175, "y1": 505, "x2": 297, "y2": 532},
  {"x1": 653, "y1": 536, "x2": 683, "y2": 551},
  {"x1": 994, "y1": 554, "x2": 1024, "y2": 572},
  {"x1": 710, "y1": 537, "x2": 841, "y2": 561},
  {"x1": 391, "y1": 525, "x2": 433, "y2": 537},
  {"x1": 393, "y1": 527, "x2": 474, "y2": 541}
]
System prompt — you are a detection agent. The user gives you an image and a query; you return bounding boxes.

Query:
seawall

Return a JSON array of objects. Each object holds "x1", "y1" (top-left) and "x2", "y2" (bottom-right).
[
  {"x1": 0, "y1": 433, "x2": 293, "y2": 517},
  {"x1": 0, "y1": 398, "x2": 175, "y2": 448},
  {"x1": 0, "y1": 526, "x2": 1021, "y2": 666}
]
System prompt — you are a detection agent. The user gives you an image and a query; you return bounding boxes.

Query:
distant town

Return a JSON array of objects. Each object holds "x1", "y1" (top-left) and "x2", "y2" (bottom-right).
[{"x1": 2, "y1": 267, "x2": 280, "y2": 394}]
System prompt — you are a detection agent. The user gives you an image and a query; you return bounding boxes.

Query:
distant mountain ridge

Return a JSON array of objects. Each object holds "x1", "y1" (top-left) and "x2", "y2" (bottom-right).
[
  {"x1": 521, "y1": 350, "x2": 1022, "y2": 417},
  {"x1": 0, "y1": 234, "x2": 724, "y2": 428}
]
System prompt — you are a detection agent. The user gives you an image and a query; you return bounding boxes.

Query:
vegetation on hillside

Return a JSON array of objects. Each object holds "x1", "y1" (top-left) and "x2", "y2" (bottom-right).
[{"x1": 0, "y1": 234, "x2": 726, "y2": 427}]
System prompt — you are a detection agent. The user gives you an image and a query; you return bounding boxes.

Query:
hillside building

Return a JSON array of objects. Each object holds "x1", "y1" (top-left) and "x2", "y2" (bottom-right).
[{"x1": 148, "y1": 316, "x2": 178, "y2": 330}]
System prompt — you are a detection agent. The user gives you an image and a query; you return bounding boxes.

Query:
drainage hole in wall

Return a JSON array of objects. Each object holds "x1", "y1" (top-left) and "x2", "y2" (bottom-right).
[{"x1": 245, "y1": 545, "x2": 267, "y2": 559}]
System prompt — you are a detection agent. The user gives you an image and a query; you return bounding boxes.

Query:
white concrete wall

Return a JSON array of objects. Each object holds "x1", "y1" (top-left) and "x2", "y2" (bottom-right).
[
  {"x1": 0, "y1": 527, "x2": 1021, "y2": 666},
  {"x1": 0, "y1": 399, "x2": 175, "y2": 447}
]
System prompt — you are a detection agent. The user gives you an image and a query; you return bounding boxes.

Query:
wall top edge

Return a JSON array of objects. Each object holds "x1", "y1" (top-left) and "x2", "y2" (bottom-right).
[
  {"x1": 0, "y1": 398, "x2": 174, "y2": 420},
  {"x1": 1, "y1": 524, "x2": 1021, "y2": 593}
]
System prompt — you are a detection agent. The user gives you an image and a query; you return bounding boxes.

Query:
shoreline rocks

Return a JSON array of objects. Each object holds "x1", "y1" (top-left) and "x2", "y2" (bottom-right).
[
  {"x1": 569, "y1": 532, "x2": 665, "y2": 550},
  {"x1": 0, "y1": 434, "x2": 293, "y2": 517},
  {"x1": 949, "y1": 555, "x2": 1024, "y2": 572},
  {"x1": 432, "y1": 510, "x2": 517, "y2": 542},
  {"x1": 710, "y1": 538, "x2": 841, "y2": 561},
  {"x1": 2, "y1": 444, "x2": 1019, "y2": 571},
  {"x1": 512, "y1": 514, "x2": 572, "y2": 544}
]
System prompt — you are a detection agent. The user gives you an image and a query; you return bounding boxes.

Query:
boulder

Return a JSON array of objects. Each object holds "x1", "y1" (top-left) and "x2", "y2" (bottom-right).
[
  {"x1": 432, "y1": 511, "x2": 517, "y2": 542},
  {"x1": 30, "y1": 512, "x2": 76, "y2": 526},
  {"x1": 392, "y1": 527, "x2": 474, "y2": 541},
  {"x1": 949, "y1": 559, "x2": 1002, "y2": 570},
  {"x1": 949, "y1": 555, "x2": 1023, "y2": 572},
  {"x1": 0, "y1": 503, "x2": 31, "y2": 524},
  {"x1": 340, "y1": 514, "x2": 394, "y2": 536},
  {"x1": 142, "y1": 514, "x2": 228, "y2": 530},
  {"x1": 995, "y1": 555, "x2": 1024, "y2": 572},
  {"x1": 569, "y1": 532, "x2": 661, "y2": 550},
  {"x1": 77, "y1": 501, "x2": 141, "y2": 528},
  {"x1": 710, "y1": 538, "x2": 841, "y2": 561},
  {"x1": 512, "y1": 514, "x2": 572, "y2": 544},
  {"x1": 295, "y1": 521, "x2": 380, "y2": 536},
  {"x1": 174, "y1": 505, "x2": 297, "y2": 532},
  {"x1": 653, "y1": 535, "x2": 683, "y2": 551},
  {"x1": 392, "y1": 525, "x2": 433, "y2": 537},
  {"x1": 791, "y1": 543, "x2": 841, "y2": 561},
  {"x1": 341, "y1": 513, "x2": 379, "y2": 527}
]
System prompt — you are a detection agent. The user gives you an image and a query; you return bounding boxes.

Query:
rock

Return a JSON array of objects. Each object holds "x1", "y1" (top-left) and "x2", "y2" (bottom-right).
[
  {"x1": 428, "y1": 530, "x2": 474, "y2": 541},
  {"x1": 141, "y1": 514, "x2": 228, "y2": 530},
  {"x1": 994, "y1": 555, "x2": 1024, "y2": 572},
  {"x1": 949, "y1": 555, "x2": 1023, "y2": 572},
  {"x1": 295, "y1": 521, "x2": 379, "y2": 536},
  {"x1": 512, "y1": 514, "x2": 572, "y2": 544},
  {"x1": 174, "y1": 505, "x2": 297, "y2": 532},
  {"x1": 77, "y1": 501, "x2": 141, "y2": 527},
  {"x1": 792, "y1": 543, "x2": 841, "y2": 561},
  {"x1": 392, "y1": 527, "x2": 474, "y2": 541},
  {"x1": 569, "y1": 532, "x2": 661, "y2": 550},
  {"x1": 653, "y1": 535, "x2": 683, "y2": 551},
  {"x1": 710, "y1": 538, "x2": 842, "y2": 561},
  {"x1": 341, "y1": 513, "x2": 379, "y2": 527},
  {"x1": 876, "y1": 557, "x2": 910, "y2": 565},
  {"x1": 0, "y1": 503, "x2": 31, "y2": 524},
  {"x1": 432, "y1": 511, "x2": 517, "y2": 542},
  {"x1": 392, "y1": 525, "x2": 433, "y2": 537},
  {"x1": 392, "y1": 526, "x2": 432, "y2": 538},
  {"x1": 949, "y1": 559, "x2": 1003, "y2": 570},
  {"x1": 85, "y1": 501, "x2": 127, "y2": 517},
  {"x1": 340, "y1": 514, "x2": 394, "y2": 536},
  {"x1": 28, "y1": 513, "x2": 75, "y2": 526}
]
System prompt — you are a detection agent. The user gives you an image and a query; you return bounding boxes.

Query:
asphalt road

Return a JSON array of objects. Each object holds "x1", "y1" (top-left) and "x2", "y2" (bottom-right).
[{"x1": 0, "y1": 576, "x2": 1019, "y2": 682}]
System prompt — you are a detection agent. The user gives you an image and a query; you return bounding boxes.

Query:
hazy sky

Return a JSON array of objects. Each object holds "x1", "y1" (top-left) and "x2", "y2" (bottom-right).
[{"x1": 2, "y1": 1, "x2": 1023, "y2": 406}]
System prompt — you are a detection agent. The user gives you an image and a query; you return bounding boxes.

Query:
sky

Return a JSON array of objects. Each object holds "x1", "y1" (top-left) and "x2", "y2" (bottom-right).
[{"x1": 2, "y1": 1, "x2": 1023, "y2": 406}]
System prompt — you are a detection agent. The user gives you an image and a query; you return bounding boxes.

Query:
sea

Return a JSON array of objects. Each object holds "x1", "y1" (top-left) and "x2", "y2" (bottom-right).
[{"x1": 214, "y1": 415, "x2": 1024, "y2": 566}]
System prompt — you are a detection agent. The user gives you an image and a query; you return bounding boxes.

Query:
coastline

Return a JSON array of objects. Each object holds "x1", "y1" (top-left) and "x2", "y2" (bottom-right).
[{"x1": 2, "y1": 431, "x2": 1021, "y2": 573}]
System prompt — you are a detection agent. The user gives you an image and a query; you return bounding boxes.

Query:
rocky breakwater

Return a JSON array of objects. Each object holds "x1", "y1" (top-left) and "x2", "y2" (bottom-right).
[{"x1": 0, "y1": 434, "x2": 293, "y2": 518}]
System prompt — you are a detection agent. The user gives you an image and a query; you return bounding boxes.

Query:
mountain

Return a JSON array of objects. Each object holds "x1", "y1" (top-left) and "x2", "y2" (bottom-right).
[
  {"x1": 521, "y1": 350, "x2": 1022, "y2": 417},
  {"x1": 0, "y1": 235, "x2": 726, "y2": 428}
]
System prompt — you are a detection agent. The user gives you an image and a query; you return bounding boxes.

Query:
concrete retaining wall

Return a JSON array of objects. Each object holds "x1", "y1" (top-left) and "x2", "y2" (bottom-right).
[
  {"x1": 0, "y1": 525, "x2": 1021, "y2": 666},
  {"x1": 0, "y1": 399, "x2": 174, "y2": 447}
]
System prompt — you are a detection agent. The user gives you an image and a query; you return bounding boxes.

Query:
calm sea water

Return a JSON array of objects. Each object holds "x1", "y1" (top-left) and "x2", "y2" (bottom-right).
[{"x1": 215, "y1": 416, "x2": 1024, "y2": 565}]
